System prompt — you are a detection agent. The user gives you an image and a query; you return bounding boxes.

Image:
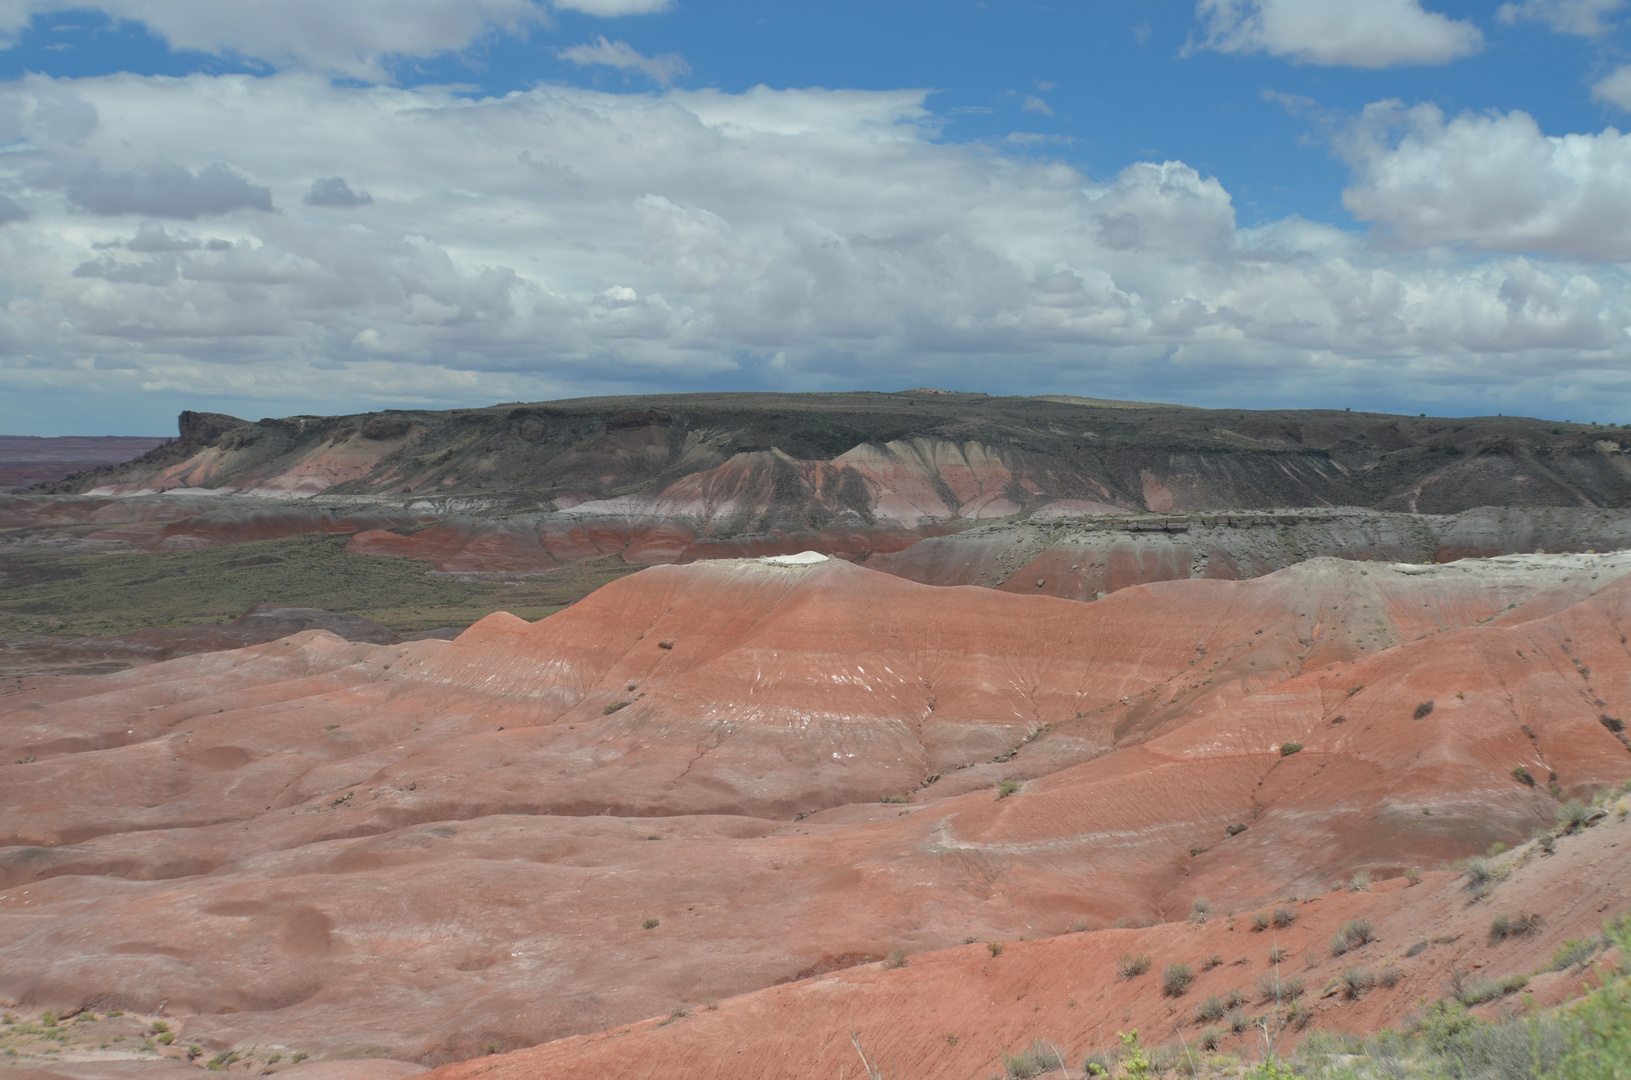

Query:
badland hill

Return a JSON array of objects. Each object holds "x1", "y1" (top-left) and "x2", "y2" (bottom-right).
[
  {"x1": 4, "y1": 392, "x2": 1631, "y2": 1079},
  {"x1": 3, "y1": 552, "x2": 1630, "y2": 1078}
]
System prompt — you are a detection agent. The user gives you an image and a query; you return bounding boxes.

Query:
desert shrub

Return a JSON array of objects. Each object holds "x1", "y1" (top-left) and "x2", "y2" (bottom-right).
[
  {"x1": 1227, "y1": 1007, "x2": 1249, "y2": 1033},
  {"x1": 988, "y1": 941, "x2": 1004, "y2": 957},
  {"x1": 1377, "y1": 965, "x2": 1400, "y2": 988},
  {"x1": 1405, "y1": 866, "x2": 1422, "y2": 885},
  {"x1": 642, "y1": 917, "x2": 659, "y2": 930},
  {"x1": 997, "y1": 780, "x2": 1022, "y2": 799},
  {"x1": 1189, "y1": 897, "x2": 1212, "y2": 923},
  {"x1": 1280, "y1": 742, "x2": 1303, "y2": 757},
  {"x1": 1464, "y1": 856, "x2": 1497, "y2": 894},
  {"x1": 1490, "y1": 913, "x2": 1537, "y2": 940},
  {"x1": 1268, "y1": 945, "x2": 1288, "y2": 965},
  {"x1": 883, "y1": 947, "x2": 909, "y2": 969},
  {"x1": 1004, "y1": 1039, "x2": 1063, "y2": 1079},
  {"x1": 1202, "y1": 953, "x2": 1223, "y2": 971},
  {"x1": 157, "y1": 1033, "x2": 175, "y2": 1045},
  {"x1": 1456, "y1": 972, "x2": 1529, "y2": 1006},
  {"x1": 1272, "y1": 906, "x2": 1297, "y2": 928},
  {"x1": 1195, "y1": 995, "x2": 1226, "y2": 1023},
  {"x1": 879, "y1": 794, "x2": 907, "y2": 804},
  {"x1": 41, "y1": 1013, "x2": 56, "y2": 1028},
  {"x1": 1199, "y1": 1027, "x2": 1222, "y2": 1051},
  {"x1": 1224, "y1": 988, "x2": 1244, "y2": 1009},
  {"x1": 1549, "y1": 938, "x2": 1600, "y2": 972},
  {"x1": 1340, "y1": 967, "x2": 1376, "y2": 999},
  {"x1": 602, "y1": 700, "x2": 629, "y2": 715},
  {"x1": 1118, "y1": 952, "x2": 1151, "y2": 978},
  {"x1": 1349, "y1": 870, "x2": 1371, "y2": 892},
  {"x1": 1514, "y1": 764, "x2": 1536, "y2": 786},
  {"x1": 1161, "y1": 961, "x2": 1195, "y2": 997},
  {"x1": 1081, "y1": 1051, "x2": 1115, "y2": 1077},
  {"x1": 1330, "y1": 921, "x2": 1375, "y2": 957},
  {"x1": 1559, "y1": 800, "x2": 1592, "y2": 831},
  {"x1": 1245, "y1": 1057, "x2": 1305, "y2": 1080},
  {"x1": 1414, "y1": 701, "x2": 1435, "y2": 719},
  {"x1": 150, "y1": 1021, "x2": 168, "y2": 1033},
  {"x1": 1250, "y1": 911, "x2": 1270, "y2": 932}
]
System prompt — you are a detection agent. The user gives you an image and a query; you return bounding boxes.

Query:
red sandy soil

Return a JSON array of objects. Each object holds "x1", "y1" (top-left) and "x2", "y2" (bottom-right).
[
  {"x1": 2, "y1": 553, "x2": 1629, "y2": 1070},
  {"x1": 433, "y1": 813, "x2": 1631, "y2": 1080}
]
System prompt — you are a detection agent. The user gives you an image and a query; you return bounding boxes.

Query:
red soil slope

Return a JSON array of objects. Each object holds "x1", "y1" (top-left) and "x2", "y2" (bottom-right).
[
  {"x1": 433, "y1": 811, "x2": 1631, "y2": 1080},
  {"x1": 2, "y1": 554, "x2": 1629, "y2": 1065}
]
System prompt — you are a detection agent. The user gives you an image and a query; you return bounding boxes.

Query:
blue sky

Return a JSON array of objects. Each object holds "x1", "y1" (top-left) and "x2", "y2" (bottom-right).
[{"x1": 2, "y1": 1, "x2": 1631, "y2": 434}]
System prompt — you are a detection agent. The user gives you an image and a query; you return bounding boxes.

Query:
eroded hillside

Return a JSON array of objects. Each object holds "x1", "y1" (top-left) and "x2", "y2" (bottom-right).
[{"x1": 3, "y1": 552, "x2": 1628, "y2": 1070}]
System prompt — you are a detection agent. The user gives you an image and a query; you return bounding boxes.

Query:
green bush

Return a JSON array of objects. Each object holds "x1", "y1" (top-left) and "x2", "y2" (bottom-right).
[
  {"x1": 1250, "y1": 911, "x2": 1270, "y2": 932},
  {"x1": 883, "y1": 947, "x2": 909, "y2": 970},
  {"x1": 1118, "y1": 953, "x2": 1151, "y2": 978},
  {"x1": 1280, "y1": 742, "x2": 1303, "y2": 757},
  {"x1": 997, "y1": 779, "x2": 1022, "y2": 799},
  {"x1": 1272, "y1": 906, "x2": 1297, "y2": 928}
]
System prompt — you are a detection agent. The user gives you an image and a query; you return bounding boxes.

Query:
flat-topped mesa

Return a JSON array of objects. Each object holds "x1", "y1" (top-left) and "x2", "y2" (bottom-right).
[{"x1": 30, "y1": 393, "x2": 1631, "y2": 517}]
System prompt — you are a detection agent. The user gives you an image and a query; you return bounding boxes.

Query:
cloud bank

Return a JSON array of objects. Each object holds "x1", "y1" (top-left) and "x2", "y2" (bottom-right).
[{"x1": 0, "y1": 73, "x2": 1628, "y2": 421}]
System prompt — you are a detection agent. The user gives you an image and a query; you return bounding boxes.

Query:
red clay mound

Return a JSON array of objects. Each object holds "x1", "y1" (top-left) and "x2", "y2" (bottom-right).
[{"x1": 2, "y1": 553, "x2": 1629, "y2": 1066}]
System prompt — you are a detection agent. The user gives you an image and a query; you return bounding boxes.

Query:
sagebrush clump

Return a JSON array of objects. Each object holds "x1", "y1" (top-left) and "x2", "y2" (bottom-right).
[{"x1": 1161, "y1": 961, "x2": 1195, "y2": 997}]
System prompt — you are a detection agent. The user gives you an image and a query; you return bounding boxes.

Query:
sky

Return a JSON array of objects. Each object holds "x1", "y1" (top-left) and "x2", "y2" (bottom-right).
[{"x1": 2, "y1": 2, "x2": 1631, "y2": 434}]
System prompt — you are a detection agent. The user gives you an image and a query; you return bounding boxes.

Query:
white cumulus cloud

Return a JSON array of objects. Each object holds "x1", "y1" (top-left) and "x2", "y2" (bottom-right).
[
  {"x1": 1497, "y1": 0, "x2": 1624, "y2": 35},
  {"x1": 554, "y1": 0, "x2": 671, "y2": 13},
  {"x1": 1339, "y1": 100, "x2": 1631, "y2": 261},
  {"x1": 1593, "y1": 64, "x2": 1631, "y2": 110},
  {"x1": 0, "y1": 72, "x2": 1628, "y2": 425},
  {"x1": 0, "y1": 0, "x2": 668, "y2": 79},
  {"x1": 1192, "y1": 0, "x2": 1483, "y2": 67},
  {"x1": 559, "y1": 36, "x2": 689, "y2": 85}
]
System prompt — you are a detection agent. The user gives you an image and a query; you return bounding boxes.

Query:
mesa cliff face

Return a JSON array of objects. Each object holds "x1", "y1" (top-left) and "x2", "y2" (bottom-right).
[
  {"x1": 36, "y1": 394, "x2": 1631, "y2": 523},
  {"x1": 15, "y1": 392, "x2": 1631, "y2": 589}
]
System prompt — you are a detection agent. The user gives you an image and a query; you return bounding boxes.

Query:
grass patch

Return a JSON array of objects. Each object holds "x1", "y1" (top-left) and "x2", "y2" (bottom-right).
[{"x1": 0, "y1": 534, "x2": 644, "y2": 638}]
